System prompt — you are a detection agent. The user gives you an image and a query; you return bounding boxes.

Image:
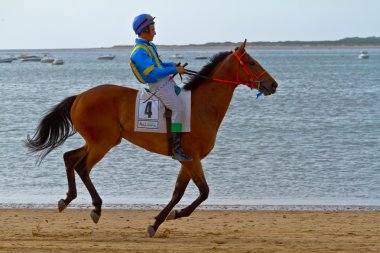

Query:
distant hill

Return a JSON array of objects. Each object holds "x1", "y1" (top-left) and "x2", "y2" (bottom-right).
[
  {"x1": 251, "y1": 36, "x2": 380, "y2": 47},
  {"x1": 113, "y1": 37, "x2": 380, "y2": 48},
  {"x1": 186, "y1": 37, "x2": 380, "y2": 48}
]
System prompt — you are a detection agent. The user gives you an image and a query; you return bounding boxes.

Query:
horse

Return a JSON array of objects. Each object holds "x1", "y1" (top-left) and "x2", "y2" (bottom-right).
[{"x1": 25, "y1": 40, "x2": 277, "y2": 237}]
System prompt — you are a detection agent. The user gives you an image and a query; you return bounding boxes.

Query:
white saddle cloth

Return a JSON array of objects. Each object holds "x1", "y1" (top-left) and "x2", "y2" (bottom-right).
[{"x1": 134, "y1": 88, "x2": 191, "y2": 133}]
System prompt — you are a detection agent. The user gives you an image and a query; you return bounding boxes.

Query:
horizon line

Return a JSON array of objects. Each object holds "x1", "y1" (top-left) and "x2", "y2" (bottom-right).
[{"x1": 1, "y1": 36, "x2": 379, "y2": 51}]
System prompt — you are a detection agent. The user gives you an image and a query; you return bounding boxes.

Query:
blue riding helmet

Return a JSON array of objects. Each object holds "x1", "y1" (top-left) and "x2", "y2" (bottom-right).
[{"x1": 133, "y1": 14, "x2": 155, "y2": 35}]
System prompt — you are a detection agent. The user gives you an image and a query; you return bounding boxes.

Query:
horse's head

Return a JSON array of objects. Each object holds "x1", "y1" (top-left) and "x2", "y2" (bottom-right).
[{"x1": 230, "y1": 39, "x2": 278, "y2": 96}]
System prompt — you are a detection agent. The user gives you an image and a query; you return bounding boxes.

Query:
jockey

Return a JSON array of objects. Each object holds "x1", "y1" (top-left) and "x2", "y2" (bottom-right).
[{"x1": 130, "y1": 14, "x2": 192, "y2": 161}]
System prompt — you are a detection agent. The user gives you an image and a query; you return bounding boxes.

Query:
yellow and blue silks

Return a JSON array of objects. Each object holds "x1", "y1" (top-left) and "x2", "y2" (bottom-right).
[{"x1": 130, "y1": 38, "x2": 177, "y2": 84}]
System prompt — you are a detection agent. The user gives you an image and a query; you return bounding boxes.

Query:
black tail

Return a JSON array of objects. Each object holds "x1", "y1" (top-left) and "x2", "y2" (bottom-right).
[{"x1": 25, "y1": 95, "x2": 78, "y2": 163}]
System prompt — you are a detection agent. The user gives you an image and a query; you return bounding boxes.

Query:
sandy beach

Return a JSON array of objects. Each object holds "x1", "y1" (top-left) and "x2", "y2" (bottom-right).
[{"x1": 0, "y1": 208, "x2": 379, "y2": 252}]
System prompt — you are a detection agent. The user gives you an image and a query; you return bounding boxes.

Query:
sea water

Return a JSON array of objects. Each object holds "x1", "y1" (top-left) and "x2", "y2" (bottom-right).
[{"x1": 0, "y1": 47, "x2": 379, "y2": 209}]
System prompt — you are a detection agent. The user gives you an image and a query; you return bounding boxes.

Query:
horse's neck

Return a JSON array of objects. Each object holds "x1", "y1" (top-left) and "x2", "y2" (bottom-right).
[{"x1": 193, "y1": 67, "x2": 237, "y2": 129}]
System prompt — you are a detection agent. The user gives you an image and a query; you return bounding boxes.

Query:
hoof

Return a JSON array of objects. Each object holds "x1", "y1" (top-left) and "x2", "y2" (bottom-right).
[
  {"x1": 58, "y1": 199, "x2": 66, "y2": 213},
  {"x1": 90, "y1": 210, "x2": 101, "y2": 224},
  {"x1": 147, "y1": 225, "x2": 156, "y2": 238},
  {"x1": 166, "y1": 210, "x2": 177, "y2": 220}
]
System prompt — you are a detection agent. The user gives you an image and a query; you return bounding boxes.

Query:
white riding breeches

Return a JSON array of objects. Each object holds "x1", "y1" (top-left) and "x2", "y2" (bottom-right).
[{"x1": 148, "y1": 77, "x2": 185, "y2": 125}]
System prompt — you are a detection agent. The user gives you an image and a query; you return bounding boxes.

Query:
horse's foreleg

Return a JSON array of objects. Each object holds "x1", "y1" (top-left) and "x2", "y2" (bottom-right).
[
  {"x1": 59, "y1": 147, "x2": 87, "y2": 212},
  {"x1": 171, "y1": 159, "x2": 209, "y2": 220},
  {"x1": 147, "y1": 166, "x2": 191, "y2": 237}
]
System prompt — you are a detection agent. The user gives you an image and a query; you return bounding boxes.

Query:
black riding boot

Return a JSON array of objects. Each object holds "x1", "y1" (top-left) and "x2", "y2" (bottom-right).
[{"x1": 171, "y1": 132, "x2": 192, "y2": 161}]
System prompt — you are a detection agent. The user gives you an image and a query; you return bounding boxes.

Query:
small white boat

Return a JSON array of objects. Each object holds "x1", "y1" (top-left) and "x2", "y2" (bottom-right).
[
  {"x1": 358, "y1": 51, "x2": 369, "y2": 59},
  {"x1": 97, "y1": 55, "x2": 115, "y2": 60},
  {"x1": 52, "y1": 59, "x2": 64, "y2": 65},
  {"x1": 40, "y1": 54, "x2": 55, "y2": 63},
  {"x1": 169, "y1": 54, "x2": 184, "y2": 59},
  {"x1": 21, "y1": 56, "x2": 42, "y2": 62}
]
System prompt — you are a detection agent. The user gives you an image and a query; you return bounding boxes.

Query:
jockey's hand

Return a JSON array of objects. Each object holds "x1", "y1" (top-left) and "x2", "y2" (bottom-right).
[{"x1": 176, "y1": 66, "x2": 185, "y2": 74}]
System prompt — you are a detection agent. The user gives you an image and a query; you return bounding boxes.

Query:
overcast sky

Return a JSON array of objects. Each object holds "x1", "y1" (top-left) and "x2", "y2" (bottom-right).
[{"x1": 1, "y1": 0, "x2": 379, "y2": 49}]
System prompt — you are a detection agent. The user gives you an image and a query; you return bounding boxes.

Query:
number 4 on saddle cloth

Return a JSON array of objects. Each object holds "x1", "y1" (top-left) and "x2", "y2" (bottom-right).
[{"x1": 134, "y1": 86, "x2": 191, "y2": 133}]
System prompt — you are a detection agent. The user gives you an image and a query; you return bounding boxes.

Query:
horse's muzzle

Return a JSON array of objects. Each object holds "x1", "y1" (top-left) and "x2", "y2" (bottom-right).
[{"x1": 260, "y1": 81, "x2": 278, "y2": 96}]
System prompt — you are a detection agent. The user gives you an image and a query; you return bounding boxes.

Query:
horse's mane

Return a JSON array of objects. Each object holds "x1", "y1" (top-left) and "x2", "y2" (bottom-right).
[{"x1": 183, "y1": 51, "x2": 231, "y2": 90}]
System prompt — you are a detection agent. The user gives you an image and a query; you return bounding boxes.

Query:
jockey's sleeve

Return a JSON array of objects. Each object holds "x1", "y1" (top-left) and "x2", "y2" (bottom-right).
[
  {"x1": 149, "y1": 64, "x2": 177, "y2": 79},
  {"x1": 161, "y1": 61, "x2": 176, "y2": 68}
]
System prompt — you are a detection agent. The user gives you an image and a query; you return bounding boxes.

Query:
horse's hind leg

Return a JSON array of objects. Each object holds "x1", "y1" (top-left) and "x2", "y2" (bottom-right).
[
  {"x1": 59, "y1": 147, "x2": 88, "y2": 212},
  {"x1": 75, "y1": 144, "x2": 116, "y2": 224},
  {"x1": 147, "y1": 165, "x2": 191, "y2": 237}
]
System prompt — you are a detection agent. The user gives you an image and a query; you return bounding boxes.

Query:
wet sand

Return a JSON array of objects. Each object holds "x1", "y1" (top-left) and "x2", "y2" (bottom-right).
[{"x1": 0, "y1": 208, "x2": 379, "y2": 252}]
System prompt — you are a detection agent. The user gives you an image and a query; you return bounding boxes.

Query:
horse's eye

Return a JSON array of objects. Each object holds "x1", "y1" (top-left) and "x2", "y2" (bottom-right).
[{"x1": 249, "y1": 62, "x2": 256, "y2": 66}]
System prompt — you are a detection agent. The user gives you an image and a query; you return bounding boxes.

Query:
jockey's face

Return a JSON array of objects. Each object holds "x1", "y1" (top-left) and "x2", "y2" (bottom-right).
[{"x1": 141, "y1": 24, "x2": 156, "y2": 41}]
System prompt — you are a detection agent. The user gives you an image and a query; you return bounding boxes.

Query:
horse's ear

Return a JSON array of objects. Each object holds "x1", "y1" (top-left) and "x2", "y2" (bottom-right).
[{"x1": 237, "y1": 39, "x2": 247, "y2": 53}]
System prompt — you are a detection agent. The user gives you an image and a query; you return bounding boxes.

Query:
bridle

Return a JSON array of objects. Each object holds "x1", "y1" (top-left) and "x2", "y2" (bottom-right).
[{"x1": 184, "y1": 49, "x2": 268, "y2": 90}]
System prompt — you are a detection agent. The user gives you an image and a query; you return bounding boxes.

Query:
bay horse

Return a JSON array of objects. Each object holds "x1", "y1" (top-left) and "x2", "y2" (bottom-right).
[{"x1": 25, "y1": 41, "x2": 277, "y2": 237}]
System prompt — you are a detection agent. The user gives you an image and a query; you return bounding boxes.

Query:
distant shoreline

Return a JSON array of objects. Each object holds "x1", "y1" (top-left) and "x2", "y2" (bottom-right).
[
  {"x1": 1, "y1": 36, "x2": 379, "y2": 51},
  {"x1": 6, "y1": 45, "x2": 380, "y2": 51},
  {"x1": 112, "y1": 44, "x2": 380, "y2": 50},
  {"x1": 2, "y1": 45, "x2": 380, "y2": 52},
  {"x1": 112, "y1": 36, "x2": 380, "y2": 49}
]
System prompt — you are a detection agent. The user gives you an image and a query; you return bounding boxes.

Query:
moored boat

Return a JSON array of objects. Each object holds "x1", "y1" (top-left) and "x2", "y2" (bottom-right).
[
  {"x1": 358, "y1": 51, "x2": 369, "y2": 59},
  {"x1": 52, "y1": 59, "x2": 64, "y2": 65},
  {"x1": 40, "y1": 54, "x2": 55, "y2": 63},
  {"x1": 97, "y1": 55, "x2": 115, "y2": 60},
  {"x1": 169, "y1": 54, "x2": 184, "y2": 59},
  {"x1": 0, "y1": 58, "x2": 14, "y2": 63},
  {"x1": 21, "y1": 56, "x2": 42, "y2": 62}
]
